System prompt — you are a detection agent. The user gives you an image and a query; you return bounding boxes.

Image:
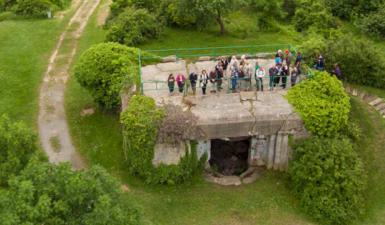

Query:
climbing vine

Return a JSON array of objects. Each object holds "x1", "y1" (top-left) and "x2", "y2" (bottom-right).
[{"x1": 121, "y1": 95, "x2": 205, "y2": 185}]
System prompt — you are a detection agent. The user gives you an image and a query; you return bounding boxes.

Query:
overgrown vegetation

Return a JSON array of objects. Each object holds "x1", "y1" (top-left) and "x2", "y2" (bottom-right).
[
  {"x1": 293, "y1": 0, "x2": 336, "y2": 32},
  {"x1": 287, "y1": 70, "x2": 369, "y2": 224},
  {"x1": 0, "y1": 115, "x2": 39, "y2": 186},
  {"x1": 0, "y1": 161, "x2": 142, "y2": 225},
  {"x1": 287, "y1": 71, "x2": 350, "y2": 137},
  {"x1": 74, "y1": 43, "x2": 139, "y2": 110},
  {"x1": 106, "y1": 7, "x2": 162, "y2": 46},
  {"x1": 0, "y1": 0, "x2": 71, "y2": 17},
  {"x1": 290, "y1": 137, "x2": 366, "y2": 225},
  {"x1": 121, "y1": 95, "x2": 205, "y2": 185},
  {"x1": 299, "y1": 34, "x2": 385, "y2": 88}
]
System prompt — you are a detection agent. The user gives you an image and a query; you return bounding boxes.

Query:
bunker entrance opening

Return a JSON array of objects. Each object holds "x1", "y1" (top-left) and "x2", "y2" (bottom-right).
[{"x1": 209, "y1": 138, "x2": 250, "y2": 176}]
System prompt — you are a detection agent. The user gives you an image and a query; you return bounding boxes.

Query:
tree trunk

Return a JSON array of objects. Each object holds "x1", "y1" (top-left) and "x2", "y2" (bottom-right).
[{"x1": 216, "y1": 10, "x2": 226, "y2": 35}]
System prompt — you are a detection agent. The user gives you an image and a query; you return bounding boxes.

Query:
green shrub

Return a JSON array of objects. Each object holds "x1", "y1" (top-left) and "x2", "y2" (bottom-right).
[
  {"x1": 121, "y1": 95, "x2": 205, "y2": 185},
  {"x1": 0, "y1": 162, "x2": 142, "y2": 225},
  {"x1": 324, "y1": 0, "x2": 357, "y2": 19},
  {"x1": 282, "y1": 0, "x2": 296, "y2": 19},
  {"x1": 13, "y1": 0, "x2": 52, "y2": 17},
  {"x1": 106, "y1": 7, "x2": 162, "y2": 46},
  {"x1": 74, "y1": 43, "x2": 140, "y2": 110},
  {"x1": 287, "y1": 71, "x2": 350, "y2": 137},
  {"x1": 107, "y1": 0, "x2": 129, "y2": 24},
  {"x1": 49, "y1": 0, "x2": 70, "y2": 9},
  {"x1": 121, "y1": 95, "x2": 164, "y2": 178},
  {"x1": 299, "y1": 34, "x2": 385, "y2": 88},
  {"x1": 359, "y1": 4, "x2": 385, "y2": 38},
  {"x1": 0, "y1": 0, "x2": 17, "y2": 11},
  {"x1": 293, "y1": 0, "x2": 336, "y2": 32},
  {"x1": 289, "y1": 137, "x2": 366, "y2": 225},
  {"x1": 0, "y1": 115, "x2": 39, "y2": 186}
]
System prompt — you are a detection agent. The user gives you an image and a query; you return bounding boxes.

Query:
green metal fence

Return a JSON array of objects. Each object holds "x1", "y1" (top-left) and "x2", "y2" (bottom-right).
[{"x1": 142, "y1": 44, "x2": 294, "y2": 59}]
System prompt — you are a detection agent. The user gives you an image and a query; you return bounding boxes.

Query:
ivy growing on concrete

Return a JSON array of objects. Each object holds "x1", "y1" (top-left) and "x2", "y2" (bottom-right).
[{"x1": 121, "y1": 95, "x2": 206, "y2": 185}]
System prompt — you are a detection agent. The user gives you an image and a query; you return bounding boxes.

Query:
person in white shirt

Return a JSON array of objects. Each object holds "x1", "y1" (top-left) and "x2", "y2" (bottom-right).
[
  {"x1": 199, "y1": 70, "x2": 209, "y2": 95},
  {"x1": 255, "y1": 65, "x2": 266, "y2": 92}
]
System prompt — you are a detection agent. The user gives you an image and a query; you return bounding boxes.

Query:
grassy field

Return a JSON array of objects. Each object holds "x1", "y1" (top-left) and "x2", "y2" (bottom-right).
[
  {"x1": 64, "y1": 4, "x2": 385, "y2": 225},
  {"x1": 0, "y1": 8, "x2": 77, "y2": 127},
  {"x1": 349, "y1": 97, "x2": 385, "y2": 225}
]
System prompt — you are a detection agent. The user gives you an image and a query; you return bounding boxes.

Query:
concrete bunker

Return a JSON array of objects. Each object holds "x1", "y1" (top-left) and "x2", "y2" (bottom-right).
[{"x1": 122, "y1": 52, "x2": 308, "y2": 185}]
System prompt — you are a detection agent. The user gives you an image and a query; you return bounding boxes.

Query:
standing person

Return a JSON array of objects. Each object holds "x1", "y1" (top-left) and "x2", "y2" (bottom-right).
[
  {"x1": 295, "y1": 51, "x2": 302, "y2": 74},
  {"x1": 315, "y1": 55, "x2": 325, "y2": 71},
  {"x1": 255, "y1": 66, "x2": 265, "y2": 92},
  {"x1": 281, "y1": 65, "x2": 289, "y2": 89},
  {"x1": 221, "y1": 57, "x2": 229, "y2": 76},
  {"x1": 199, "y1": 70, "x2": 209, "y2": 95},
  {"x1": 215, "y1": 61, "x2": 224, "y2": 91},
  {"x1": 332, "y1": 63, "x2": 343, "y2": 80},
  {"x1": 209, "y1": 71, "x2": 217, "y2": 93},
  {"x1": 290, "y1": 65, "x2": 299, "y2": 87},
  {"x1": 230, "y1": 66, "x2": 239, "y2": 92},
  {"x1": 274, "y1": 64, "x2": 282, "y2": 87},
  {"x1": 254, "y1": 61, "x2": 260, "y2": 89},
  {"x1": 275, "y1": 50, "x2": 283, "y2": 65},
  {"x1": 269, "y1": 66, "x2": 277, "y2": 91},
  {"x1": 167, "y1": 74, "x2": 175, "y2": 94},
  {"x1": 189, "y1": 72, "x2": 198, "y2": 95},
  {"x1": 285, "y1": 49, "x2": 291, "y2": 73},
  {"x1": 239, "y1": 55, "x2": 250, "y2": 91},
  {"x1": 176, "y1": 73, "x2": 186, "y2": 93},
  {"x1": 229, "y1": 55, "x2": 239, "y2": 75}
]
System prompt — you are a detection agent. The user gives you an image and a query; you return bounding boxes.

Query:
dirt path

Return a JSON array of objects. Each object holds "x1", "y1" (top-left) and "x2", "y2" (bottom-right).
[{"x1": 38, "y1": 0, "x2": 100, "y2": 170}]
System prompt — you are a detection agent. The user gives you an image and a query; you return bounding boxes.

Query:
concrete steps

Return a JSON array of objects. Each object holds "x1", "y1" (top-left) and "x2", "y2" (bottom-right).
[{"x1": 346, "y1": 85, "x2": 385, "y2": 118}]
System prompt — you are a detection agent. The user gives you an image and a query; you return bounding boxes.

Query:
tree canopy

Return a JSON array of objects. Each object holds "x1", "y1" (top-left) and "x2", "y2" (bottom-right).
[
  {"x1": 0, "y1": 162, "x2": 142, "y2": 225},
  {"x1": 0, "y1": 115, "x2": 39, "y2": 186}
]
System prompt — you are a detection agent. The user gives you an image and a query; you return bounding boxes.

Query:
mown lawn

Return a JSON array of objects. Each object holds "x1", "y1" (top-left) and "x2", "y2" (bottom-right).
[
  {"x1": 0, "y1": 8, "x2": 77, "y2": 127},
  {"x1": 65, "y1": 4, "x2": 385, "y2": 225}
]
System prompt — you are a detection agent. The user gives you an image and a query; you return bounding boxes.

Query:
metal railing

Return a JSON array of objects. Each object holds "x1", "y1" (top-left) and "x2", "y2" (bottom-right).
[
  {"x1": 142, "y1": 44, "x2": 293, "y2": 59},
  {"x1": 138, "y1": 44, "x2": 313, "y2": 94}
]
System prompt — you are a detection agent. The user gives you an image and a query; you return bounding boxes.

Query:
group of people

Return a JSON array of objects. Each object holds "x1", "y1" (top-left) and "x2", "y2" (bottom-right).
[
  {"x1": 313, "y1": 54, "x2": 344, "y2": 81},
  {"x1": 166, "y1": 49, "x2": 304, "y2": 95}
]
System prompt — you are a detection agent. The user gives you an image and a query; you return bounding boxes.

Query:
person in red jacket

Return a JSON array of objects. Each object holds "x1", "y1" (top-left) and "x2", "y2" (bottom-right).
[{"x1": 176, "y1": 73, "x2": 186, "y2": 93}]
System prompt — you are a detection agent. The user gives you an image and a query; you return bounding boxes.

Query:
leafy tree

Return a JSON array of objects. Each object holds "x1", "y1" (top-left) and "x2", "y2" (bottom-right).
[
  {"x1": 290, "y1": 137, "x2": 366, "y2": 225},
  {"x1": 176, "y1": 0, "x2": 245, "y2": 35},
  {"x1": 248, "y1": 0, "x2": 283, "y2": 29},
  {"x1": 0, "y1": 162, "x2": 142, "y2": 225},
  {"x1": 324, "y1": 0, "x2": 358, "y2": 19},
  {"x1": 0, "y1": 0, "x2": 17, "y2": 11},
  {"x1": 13, "y1": 0, "x2": 52, "y2": 17},
  {"x1": 287, "y1": 71, "x2": 350, "y2": 137},
  {"x1": 107, "y1": 0, "x2": 161, "y2": 23},
  {"x1": 299, "y1": 34, "x2": 385, "y2": 88},
  {"x1": 74, "y1": 43, "x2": 139, "y2": 110},
  {"x1": 49, "y1": 0, "x2": 70, "y2": 9},
  {"x1": 359, "y1": 3, "x2": 385, "y2": 38},
  {"x1": 357, "y1": 0, "x2": 384, "y2": 14},
  {"x1": 0, "y1": 115, "x2": 39, "y2": 186},
  {"x1": 282, "y1": 0, "x2": 296, "y2": 19},
  {"x1": 106, "y1": 7, "x2": 163, "y2": 46},
  {"x1": 293, "y1": 0, "x2": 336, "y2": 32}
]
